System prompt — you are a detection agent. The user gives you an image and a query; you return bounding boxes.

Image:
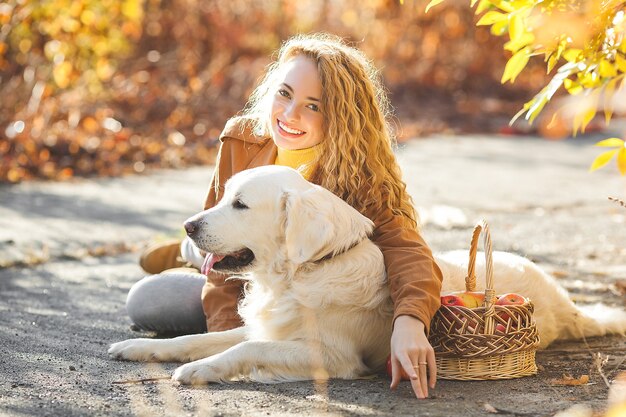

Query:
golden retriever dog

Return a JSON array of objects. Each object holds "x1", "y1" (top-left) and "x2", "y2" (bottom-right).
[{"x1": 109, "y1": 166, "x2": 626, "y2": 384}]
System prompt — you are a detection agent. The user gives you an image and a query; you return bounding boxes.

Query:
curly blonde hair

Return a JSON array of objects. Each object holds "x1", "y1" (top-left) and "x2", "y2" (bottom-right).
[{"x1": 243, "y1": 33, "x2": 418, "y2": 228}]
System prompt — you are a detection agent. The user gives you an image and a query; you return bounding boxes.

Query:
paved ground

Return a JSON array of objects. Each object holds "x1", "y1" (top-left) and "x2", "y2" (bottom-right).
[{"x1": 1, "y1": 131, "x2": 625, "y2": 417}]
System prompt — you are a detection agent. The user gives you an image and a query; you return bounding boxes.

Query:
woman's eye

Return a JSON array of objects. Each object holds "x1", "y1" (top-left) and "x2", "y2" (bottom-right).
[
  {"x1": 232, "y1": 199, "x2": 249, "y2": 210},
  {"x1": 307, "y1": 103, "x2": 320, "y2": 112},
  {"x1": 278, "y1": 89, "x2": 290, "y2": 98}
]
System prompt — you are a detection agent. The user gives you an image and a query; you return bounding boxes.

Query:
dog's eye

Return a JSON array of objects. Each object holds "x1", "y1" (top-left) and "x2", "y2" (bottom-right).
[{"x1": 232, "y1": 199, "x2": 249, "y2": 210}]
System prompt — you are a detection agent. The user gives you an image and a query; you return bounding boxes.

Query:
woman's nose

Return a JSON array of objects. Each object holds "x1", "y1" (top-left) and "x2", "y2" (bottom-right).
[{"x1": 283, "y1": 102, "x2": 299, "y2": 121}]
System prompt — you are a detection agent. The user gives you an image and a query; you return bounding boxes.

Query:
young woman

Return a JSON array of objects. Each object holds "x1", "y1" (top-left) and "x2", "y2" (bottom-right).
[{"x1": 128, "y1": 33, "x2": 442, "y2": 399}]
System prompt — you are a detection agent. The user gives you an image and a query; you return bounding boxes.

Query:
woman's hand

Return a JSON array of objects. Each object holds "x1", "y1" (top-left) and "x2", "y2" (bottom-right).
[{"x1": 389, "y1": 315, "x2": 437, "y2": 399}]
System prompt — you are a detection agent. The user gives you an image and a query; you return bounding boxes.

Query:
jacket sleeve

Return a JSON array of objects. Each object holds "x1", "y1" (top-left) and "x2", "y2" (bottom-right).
[{"x1": 370, "y1": 207, "x2": 443, "y2": 335}]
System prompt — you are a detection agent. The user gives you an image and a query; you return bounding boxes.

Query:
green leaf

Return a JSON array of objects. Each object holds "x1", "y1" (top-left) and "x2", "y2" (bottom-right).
[
  {"x1": 425, "y1": 0, "x2": 445, "y2": 13},
  {"x1": 501, "y1": 47, "x2": 530, "y2": 83},
  {"x1": 594, "y1": 138, "x2": 625, "y2": 147},
  {"x1": 477, "y1": 11, "x2": 507, "y2": 26},
  {"x1": 589, "y1": 149, "x2": 618, "y2": 172}
]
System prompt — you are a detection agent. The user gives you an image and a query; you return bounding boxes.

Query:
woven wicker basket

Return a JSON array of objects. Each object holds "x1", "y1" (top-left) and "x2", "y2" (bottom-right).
[{"x1": 429, "y1": 220, "x2": 540, "y2": 380}]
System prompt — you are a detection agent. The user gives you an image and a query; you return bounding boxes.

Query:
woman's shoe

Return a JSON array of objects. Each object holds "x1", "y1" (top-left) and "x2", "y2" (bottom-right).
[{"x1": 139, "y1": 239, "x2": 187, "y2": 274}]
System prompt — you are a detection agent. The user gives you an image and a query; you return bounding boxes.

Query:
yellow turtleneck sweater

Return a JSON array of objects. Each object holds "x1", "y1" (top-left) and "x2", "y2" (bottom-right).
[{"x1": 274, "y1": 144, "x2": 320, "y2": 180}]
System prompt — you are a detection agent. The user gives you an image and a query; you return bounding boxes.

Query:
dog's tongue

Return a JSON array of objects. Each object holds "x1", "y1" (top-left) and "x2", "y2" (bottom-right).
[{"x1": 201, "y1": 253, "x2": 225, "y2": 275}]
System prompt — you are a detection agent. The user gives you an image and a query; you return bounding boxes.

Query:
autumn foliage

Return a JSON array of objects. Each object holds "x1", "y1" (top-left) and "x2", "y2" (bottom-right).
[
  {"x1": 1, "y1": 0, "x2": 551, "y2": 183},
  {"x1": 428, "y1": 0, "x2": 626, "y2": 174}
]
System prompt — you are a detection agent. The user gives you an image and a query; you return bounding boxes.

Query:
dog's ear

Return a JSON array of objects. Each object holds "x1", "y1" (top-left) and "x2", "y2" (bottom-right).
[{"x1": 282, "y1": 185, "x2": 374, "y2": 265}]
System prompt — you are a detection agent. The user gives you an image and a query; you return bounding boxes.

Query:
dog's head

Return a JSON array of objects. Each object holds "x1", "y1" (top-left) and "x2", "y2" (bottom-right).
[{"x1": 184, "y1": 165, "x2": 374, "y2": 275}]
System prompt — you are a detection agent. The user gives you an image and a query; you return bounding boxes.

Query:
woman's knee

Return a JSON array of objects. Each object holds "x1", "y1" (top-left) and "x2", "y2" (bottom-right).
[{"x1": 125, "y1": 271, "x2": 207, "y2": 334}]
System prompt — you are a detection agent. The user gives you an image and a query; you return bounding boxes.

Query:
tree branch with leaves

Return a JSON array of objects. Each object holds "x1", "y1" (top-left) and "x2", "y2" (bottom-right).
[{"x1": 424, "y1": 0, "x2": 626, "y2": 175}]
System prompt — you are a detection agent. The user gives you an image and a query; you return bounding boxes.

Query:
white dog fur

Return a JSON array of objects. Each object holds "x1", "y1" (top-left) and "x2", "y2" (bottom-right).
[{"x1": 109, "y1": 165, "x2": 626, "y2": 384}]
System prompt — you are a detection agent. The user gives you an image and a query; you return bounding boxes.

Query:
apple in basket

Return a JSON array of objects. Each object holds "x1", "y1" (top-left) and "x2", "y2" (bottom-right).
[
  {"x1": 495, "y1": 293, "x2": 527, "y2": 321},
  {"x1": 386, "y1": 355, "x2": 410, "y2": 381},
  {"x1": 440, "y1": 291, "x2": 485, "y2": 308}
]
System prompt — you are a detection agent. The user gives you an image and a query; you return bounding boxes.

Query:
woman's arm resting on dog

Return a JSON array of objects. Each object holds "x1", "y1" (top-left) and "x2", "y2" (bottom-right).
[{"x1": 368, "y1": 206, "x2": 443, "y2": 334}]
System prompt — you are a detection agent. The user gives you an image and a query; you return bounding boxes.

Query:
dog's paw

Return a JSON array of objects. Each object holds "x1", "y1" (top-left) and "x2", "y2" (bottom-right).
[
  {"x1": 172, "y1": 359, "x2": 225, "y2": 384},
  {"x1": 108, "y1": 339, "x2": 168, "y2": 362}
]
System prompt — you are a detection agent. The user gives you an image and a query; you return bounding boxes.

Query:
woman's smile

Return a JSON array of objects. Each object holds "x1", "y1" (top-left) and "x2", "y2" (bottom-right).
[{"x1": 277, "y1": 119, "x2": 306, "y2": 137}]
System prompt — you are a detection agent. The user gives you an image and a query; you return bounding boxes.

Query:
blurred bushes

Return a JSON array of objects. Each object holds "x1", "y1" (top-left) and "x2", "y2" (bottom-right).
[{"x1": 0, "y1": 0, "x2": 549, "y2": 183}]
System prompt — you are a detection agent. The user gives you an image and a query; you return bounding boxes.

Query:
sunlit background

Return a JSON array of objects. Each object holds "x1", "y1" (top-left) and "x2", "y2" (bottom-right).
[{"x1": 0, "y1": 0, "x2": 562, "y2": 182}]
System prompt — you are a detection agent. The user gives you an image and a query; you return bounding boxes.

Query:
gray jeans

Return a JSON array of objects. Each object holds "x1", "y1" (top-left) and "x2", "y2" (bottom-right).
[{"x1": 126, "y1": 238, "x2": 207, "y2": 334}]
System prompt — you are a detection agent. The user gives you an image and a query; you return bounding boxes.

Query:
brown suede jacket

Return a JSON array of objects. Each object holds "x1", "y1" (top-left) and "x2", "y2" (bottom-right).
[{"x1": 200, "y1": 116, "x2": 443, "y2": 334}]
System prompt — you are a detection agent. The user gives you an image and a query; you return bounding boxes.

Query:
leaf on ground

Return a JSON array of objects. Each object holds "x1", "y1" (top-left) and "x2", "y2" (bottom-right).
[
  {"x1": 551, "y1": 374, "x2": 590, "y2": 386},
  {"x1": 484, "y1": 403, "x2": 499, "y2": 413}
]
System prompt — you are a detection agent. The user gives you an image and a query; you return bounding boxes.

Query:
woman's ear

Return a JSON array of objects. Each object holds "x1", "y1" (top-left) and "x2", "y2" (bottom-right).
[{"x1": 283, "y1": 188, "x2": 335, "y2": 265}]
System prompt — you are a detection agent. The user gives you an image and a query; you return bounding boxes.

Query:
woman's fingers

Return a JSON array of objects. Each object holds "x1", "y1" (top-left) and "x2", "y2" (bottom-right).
[
  {"x1": 428, "y1": 349, "x2": 437, "y2": 389},
  {"x1": 390, "y1": 356, "x2": 401, "y2": 390}
]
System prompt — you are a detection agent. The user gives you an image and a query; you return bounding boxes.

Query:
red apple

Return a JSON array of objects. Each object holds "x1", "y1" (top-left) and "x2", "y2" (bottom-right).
[
  {"x1": 496, "y1": 293, "x2": 526, "y2": 306},
  {"x1": 440, "y1": 294, "x2": 465, "y2": 307},
  {"x1": 496, "y1": 293, "x2": 527, "y2": 321},
  {"x1": 495, "y1": 324, "x2": 506, "y2": 334},
  {"x1": 441, "y1": 291, "x2": 485, "y2": 308},
  {"x1": 386, "y1": 355, "x2": 410, "y2": 381}
]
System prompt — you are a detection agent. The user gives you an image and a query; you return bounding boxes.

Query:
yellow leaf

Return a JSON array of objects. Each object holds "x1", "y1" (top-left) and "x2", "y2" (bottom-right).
[
  {"x1": 476, "y1": 0, "x2": 492, "y2": 15},
  {"x1": 425, "y1": 0, "x2": 445, "y2": 13},
  {"x1": 603, "y1": 78, "x2": 618, "y2": 124},
  {"x1": 599, "y1": 60, "x2": 617, "y2": 78},
  {"x1": 527, "y1": 96, "x2": 548, "y2": 123},
  {"x1": 562, "y1": 49, "x2": 582, "y2": 63},
  {"x1": 508, "y1": 13, "x2": 524, "y2": 40},
  {"x1": 547, "y1": 54, "x2": 558, "y2": 73},
  {"x1": 490, "y1": 0, "x2": 515, "y2": 13},
  {"x1": 564, "y1": 78, "x2": 583, "y2": 95},
  {"x1": 502, "y1": 47, "x2": 530, "y2": 83},
  {"x1": 477, "y1": 11, "x2": 508, "y2": 26},
  {"x1": 580, "y1": 107, "x2": 596, "y2": 133},
  {"x1": 595, "y1": 138, "x2": 625, "y2": 147},
  {"x1": 616, "y1": 54, "x2": 626, "y2": 72},
  {"x1": 490, "y1": 19, "x2": 508, "y2": 36},
  {"x1": 590, "y1": 149, "x2": 618, "y2": 172},
  {"x1": 504, "y1": 32, "x2": 534, "y2": 52},
  {"x1": 618, "y1": 148, "x2": 626, "y2": 175}
]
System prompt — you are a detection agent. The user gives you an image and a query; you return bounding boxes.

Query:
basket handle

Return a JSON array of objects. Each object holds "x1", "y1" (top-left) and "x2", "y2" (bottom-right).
[{"x1": 465, "y1": 219, "x2": 497, "y2": 334}]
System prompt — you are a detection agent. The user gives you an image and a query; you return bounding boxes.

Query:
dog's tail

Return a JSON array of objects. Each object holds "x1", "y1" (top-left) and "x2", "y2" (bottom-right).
[{"x1": 559, "y1": 303, "x2": 626, "y2": 341}]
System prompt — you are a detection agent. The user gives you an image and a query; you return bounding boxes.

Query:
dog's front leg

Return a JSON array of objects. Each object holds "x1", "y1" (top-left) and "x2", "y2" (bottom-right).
[
  {"x1": 108, "y1": 327, "x2": 247, "y2": 362},
  {"x1": 172, "y1": 340, "x2": 322, "y2": 384}
]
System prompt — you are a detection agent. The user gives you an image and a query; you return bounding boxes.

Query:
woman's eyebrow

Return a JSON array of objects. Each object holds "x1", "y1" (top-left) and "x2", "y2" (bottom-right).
[{"x1": 281, "y1": 83, "x2": 320, "y2": 102}]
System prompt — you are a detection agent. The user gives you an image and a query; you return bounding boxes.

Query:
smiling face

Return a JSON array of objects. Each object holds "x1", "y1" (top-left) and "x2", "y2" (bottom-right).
[{"x1": 269, "y1": 55, "x2": 324, "y2": 150}]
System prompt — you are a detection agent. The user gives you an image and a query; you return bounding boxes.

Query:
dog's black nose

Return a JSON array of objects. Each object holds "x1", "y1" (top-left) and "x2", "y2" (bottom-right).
[{"x1": 184, "y1": 221, "x2": 198, "y2": 236}]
